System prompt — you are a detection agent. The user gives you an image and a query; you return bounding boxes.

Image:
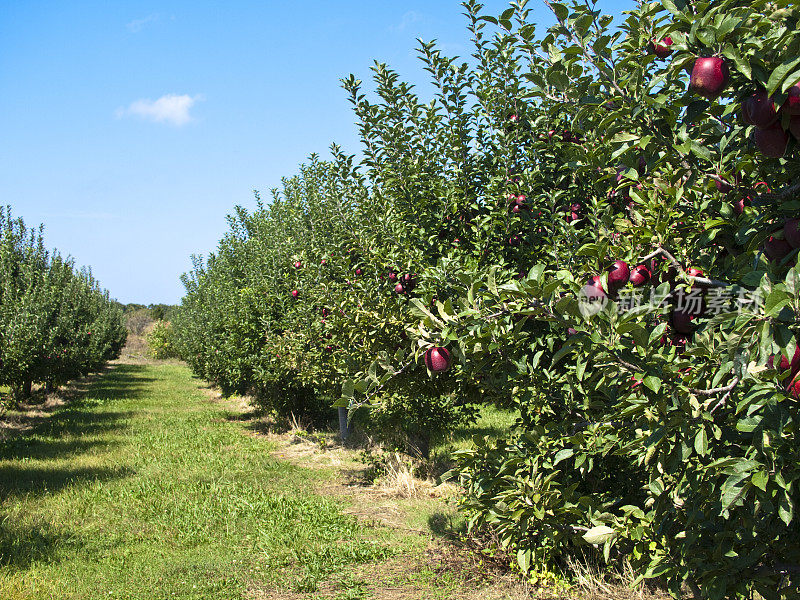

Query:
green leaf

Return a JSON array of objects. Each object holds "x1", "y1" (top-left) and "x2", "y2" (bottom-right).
[
  {"x1": 341, "y1": 379, "x2": 355, "y2": 400},
  {"x1": 583, "y1": 525, "x2": 616, "y2": 545},
  {"x1": 767, "y1": 56, "x2": 800, "y2": 96},
  {"x1": 517, "y1": 548, "x2": 531, "y2": 573},
  {"x1": 643, "y1": 375, "x2": 661, "y2": 393},
  {"x1": 694, "y1": 428, "x2": 708, "y2": 456},
  {"x1": 553, "y1": 448, "x2": 574, "y2": 465}
]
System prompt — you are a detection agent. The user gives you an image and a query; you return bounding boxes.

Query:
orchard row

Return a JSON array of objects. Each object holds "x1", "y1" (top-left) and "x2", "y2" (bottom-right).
[
  {"x1": 0, "y1": 207, "x2": 126, "y2": 399},
  {"x1": 173, "y1": 1, "x2": 800, "y2": 598}
]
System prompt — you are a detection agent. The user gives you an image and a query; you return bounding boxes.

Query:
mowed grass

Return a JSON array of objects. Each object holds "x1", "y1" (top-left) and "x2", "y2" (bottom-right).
[{"x1": 0, "y1": 362, "x2": 396, "y2": 599}]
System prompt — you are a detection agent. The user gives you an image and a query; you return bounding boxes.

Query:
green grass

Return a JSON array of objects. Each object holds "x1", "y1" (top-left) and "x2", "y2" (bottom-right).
[{"x1": 0, "y1": 363, "x2": 401, "y2": 599}]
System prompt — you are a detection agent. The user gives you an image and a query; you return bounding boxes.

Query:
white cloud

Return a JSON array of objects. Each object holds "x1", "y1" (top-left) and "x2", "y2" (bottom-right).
[
  {"x1": 115, "y1": 94, "x2": 203, "y2": 126},
  {"x1": 391, "y1": 11, "x2": 422, "y2": 32},
  {"x1": 126, "y1": 14, "x2": 159, "y2": 33}
]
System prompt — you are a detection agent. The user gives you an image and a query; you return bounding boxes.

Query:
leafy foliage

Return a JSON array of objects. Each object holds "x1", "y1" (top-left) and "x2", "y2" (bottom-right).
[
  {"x1": 0, "y1": 207, "x2": 127, "y2": 397},
  {"x1": 174, "y1": 0, "x2": 800, "y2": 596}
]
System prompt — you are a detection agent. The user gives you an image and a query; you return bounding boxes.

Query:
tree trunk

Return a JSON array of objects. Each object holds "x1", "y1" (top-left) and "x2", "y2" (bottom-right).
[{"x1": 22, "y1": 380, "x2": 32, "y2": 398}]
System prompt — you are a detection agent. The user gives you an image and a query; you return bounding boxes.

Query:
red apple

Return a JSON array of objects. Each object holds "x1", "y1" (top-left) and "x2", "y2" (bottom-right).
[
  {"x1": 608, "y1": 260, "x2": 630, "y2": 289},
  {"x1": 732, "y1": 196, "x2": 746, "y2": 215},
  {"x1": 783, "y1": 81, "x2": 800, "y2": 116},
  {"x1": 754, "y1": 123, "x2": 789, "y2": 158},
  {"x1": 790, "y1": 115, "x2": 800, "y2": 140},
  {"x1": 424, "y1": 347, "x2": 452, "y2": 373},
  {"x1": 355, "y1": 268, "x2": 363, "y2": 276},
  {"x1": 672, "y1": 310, "x2": 695, "y2": 334},
  {"x1": 785, "y1": 219, "x2": 800, "y2": 249},
  {"x1": 294, "y1": 261, "x2": 302, "y2": 269},
  {"x1": 742, "y1": 89, "x2": 779, "y2": 129},
  {"x1": 583, "y1": 275, "x2": 607, "y2": 304},
  {"x1": 690, "y1": 57, "x2": 730, "y2": 100},
  {"x1": 764, "y1": 235, "x2": 792, "y2": 261},
  {"x1": 629, "y1": 265, "x2": 651, "y2": 286},
  {"x1": 320, "y1": 258, "x2": 327, "y2": 265},
  {"x1": 788, "y1": 375, "x2": 800, "y2": 399},
  {"x1": 291, "y1": 289, "x2": 299, "y2": 299},
  {"x1": 651, "y1": 36, "x2": 673, "y2": 59},
  {"x1": 389, "y1": 272, "x2": 397, "y2": 281},
  {"x1": 394, "y1": 283, "x2": 405, "y2": 294}
]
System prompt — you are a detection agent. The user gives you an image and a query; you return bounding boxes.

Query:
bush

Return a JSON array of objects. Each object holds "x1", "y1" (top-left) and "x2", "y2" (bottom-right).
[
  {"x1": 146, "y1": 321, "x2": 180, "y2": 359},
  {"x1": 173, "y1": 1, "x2": 800, "y2": 596},
  {"x1": 0, "y1": 206, "x2": 126, "y2": 397}
]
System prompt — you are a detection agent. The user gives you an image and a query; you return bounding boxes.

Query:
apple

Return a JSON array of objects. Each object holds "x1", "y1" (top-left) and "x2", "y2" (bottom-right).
[
  {"x1": 320, "y1": 259, "x2": 327, "y2": 265},
  {"x1": 754, "y1": 122, "x2": 789, "y2": 158},
  {"x1": 690, "y1": 57, "x2": 730, "y2": 99},
  {"x1": 291, "y1": 289, "x2": 299, "y2": 299},
  {"x1": 294, "y1": 261, "x2": 302, "y2": 269},
  {"x1": 629, "y1": 264, "x2": 651, "y2": 286},
  {"x1": 671, "y1": 309, "x2": 695, "y2": 334},
  {"x1": 742, "y1": 89, "x2": 778, "y2": 129},
  {"x1": 790, "y1": 115, "x2": 800, "y2": 140},
  {"x1": 355, "y1": 268, "x2": 363, "y2": 276},
  {"x1": 784, "y1": 219, "x2": 800, "y2": 249},
  {"x1": 509, "y1": 235, "x2": 521, "y2": 247},
  {"x1": 714, "y1": 174, "x2": 738, "y2": 193},
  {"x1": 424, "y1": 347, "x2": 452, "y2": 373},
  {"x1": 764, "y1": 235, "x2": 792, "y2": 261},
  {"x1": 607, "y1": 260, "x2": 630, "y2": 289},
  {"x1": 788, "y1": 375, "x2": 800, "y2": 399},
  {"x1": 394, "y1": 283, "x2": 405, "y2": 294},
  {"x1": 732, "y1": 196, "x2": 746, "y2": 215},
  {"x1": 388, "y1": 272, "x2": 397, "y2": 282},
  {"x1": 583, "y1": 275, "x2": 607, "y2": 303},
  {"x1": 650, "y1": 36, "x2": 673, "y2": 59},
  {"x1": 783, "y1": 81, "x2": 800, "y2": 115}
]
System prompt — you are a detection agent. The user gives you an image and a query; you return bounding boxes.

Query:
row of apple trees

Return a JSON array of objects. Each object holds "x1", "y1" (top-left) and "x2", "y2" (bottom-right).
[
  {"x1": 0, "y1": 207, "x2": 127, "y2": 399},
  {"x1": 173, "y1": 0, "x2": 799, "y2": 597}
]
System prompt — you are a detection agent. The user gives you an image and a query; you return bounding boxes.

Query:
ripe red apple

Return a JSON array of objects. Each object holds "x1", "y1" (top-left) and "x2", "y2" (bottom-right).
[
  {"x1": 784, "y1": 219, "x2": 800, "y2": 249},
  {"x1": 788, "y1": 375, "x2": 800, "y2": 399},
  {"x1": 355, "y1": 268, "x2": 363, "y2": 276},
  {"x1": 764, "y1": 235, "x2": 792, "y2": 261},
  {"x1": 291, "y1": 289, "x2": 299, "y2": 299},
  {"x1": 650, "y1": 36, "x2": 673, "y2": 59},
  {"x1": 790, "y1": 115, "x2": 800, "y2": 140},
  {"x1": 607, "y1": 260, "x2": 630, "y2": 289},
  {"x1": 742, "y1": 89, "x2": 779, "y2": 129},
  {"x1": 686, "y1": 267, "x2": 704, "y2": 278},
  {"x1": 714, "y1": 175, "x2": 737, "y2": 193},
  {"x1": 754, "y1": 122, "x2": 789, "y2": 158},
  {"x1": 783, "y1": 81, "x2": 800, "y2": 115},
  {"x1": 768, "y1": 345, "x2": 800, "y2": 379},
  {"x1": 671, "y1": 310, "x2": 695, "y2": 334},
  {"x1": 690, "y1": 57, "x2": 730, "y2": 99},
  {"x1": 294, "y1": 261, "x2": 302, "y2": 269},
  {"x1": 394, "y1": 283, "x2": 405, "y2": 294},
  {"x1": 629, "y1": 265, "x2": 651, "y2": 286},
  {"x1": 424, "y1": 347, "x2": 452, "y2": 373},
  {"x1": 320, "y1": 259, "x2": 327, "y2": 265},
  {"x1": 583, "y1": 275, "x2": 607, "y2": 303}
]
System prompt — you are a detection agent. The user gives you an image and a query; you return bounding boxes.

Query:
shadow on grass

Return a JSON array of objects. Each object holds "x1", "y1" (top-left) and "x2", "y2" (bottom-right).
[
  {"x1": 0, "y1": 517, "x2": 69, "y2": 569},
  {"x1": 428, "y1": 511, "x2": 468, "y2": 541},
  {"x1": 0, "y1": 361, "x2": 149, "y2": 568}
]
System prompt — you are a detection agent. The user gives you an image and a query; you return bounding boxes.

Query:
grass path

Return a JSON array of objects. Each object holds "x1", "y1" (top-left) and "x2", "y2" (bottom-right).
[{"x1": 0, "y1": 362, "x2": 427, "y2": 599}]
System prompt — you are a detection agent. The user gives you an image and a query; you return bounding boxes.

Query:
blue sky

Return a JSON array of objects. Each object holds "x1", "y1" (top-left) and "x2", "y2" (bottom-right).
[{"x1": 0, "y1": 1, "x2": 631, "y2": 305}]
